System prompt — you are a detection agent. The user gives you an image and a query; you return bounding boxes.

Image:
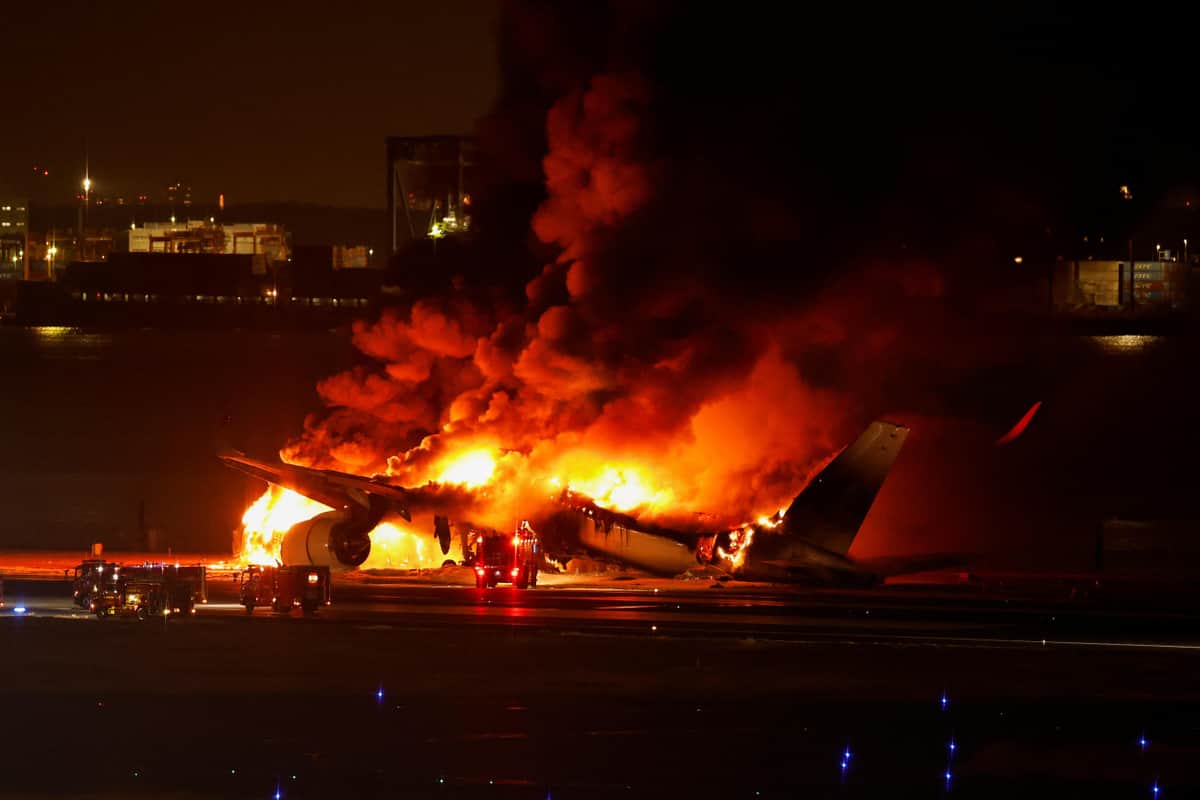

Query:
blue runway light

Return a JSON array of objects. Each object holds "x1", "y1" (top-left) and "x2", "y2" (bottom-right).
[
  {"x1": 376, "y1": 685, "x2": 384, "y2": 702},
  {"x1": 1139, "y1": 733, "x2": 1149, "y2": 751},
  {"x1": 1152, "y1": 779, "x2": 1160, "y2": 797},
  {"x1": 12, "y1": 606, "x2": 26, "y2": 614},
  {"x1": 940, "y1": 691, "x2": 949, "y2": 711}
]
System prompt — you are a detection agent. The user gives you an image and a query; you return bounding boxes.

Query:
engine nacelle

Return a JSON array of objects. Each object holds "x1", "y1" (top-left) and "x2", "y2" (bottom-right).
[{"x1": 279, "y1": 510, "x2": 372, "y2": 571}]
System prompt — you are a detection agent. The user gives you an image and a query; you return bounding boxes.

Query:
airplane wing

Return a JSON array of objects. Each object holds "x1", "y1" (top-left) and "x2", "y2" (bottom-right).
[{"x1": 218, "y1": 449, "x2": 413, "y2": 521}]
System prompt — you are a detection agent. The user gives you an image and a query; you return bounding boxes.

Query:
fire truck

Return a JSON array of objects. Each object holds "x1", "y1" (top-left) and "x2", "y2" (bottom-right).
[
  {"x1": 92, "y1": 572, "x2": 200, "y2": 620},
  {"x1": 473, "y1": 521, "x2": 541, "y2": 589},
  {"x1": 236, "y1": 565, "x2": 331, "y2": 615},
  {"x1": 74, "y1": 560, "x2": 207, "y2": 613},
  {"x1": 71, "y1": 559, "x2": 121, "y2": 608}
]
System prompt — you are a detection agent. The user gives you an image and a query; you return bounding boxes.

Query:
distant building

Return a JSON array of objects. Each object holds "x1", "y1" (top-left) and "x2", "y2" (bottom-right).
[
  {"x1": 1053, "y1": 258, "x2": 1189, "y2": 309},
  {"x1": 126, "y1": 221, "x2": 289, "y2": 274},
  {"x1": 386, "y1": 136, "x2": 476, "y2": 255},
  {"x1": 0, "y1": 201, "x2": 28, "y2": 280}
]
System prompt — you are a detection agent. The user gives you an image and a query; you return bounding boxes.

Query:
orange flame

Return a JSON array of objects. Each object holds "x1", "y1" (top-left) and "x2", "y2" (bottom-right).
[
  {"x1": 238, "y1": 486, "x2": 331, "y2": 566},
  {"x1": 236, "y1": 486, "x2": 467, "y2": 570},
  {"x1": 562, "y1": 465, "x2": 674, "y2": 513},
  {"x1": 359, "y1": 520, "x2": 463, "y2": 570},
  {"x1": 435, "y1": 449, "x2": 497, "y2": 488}
]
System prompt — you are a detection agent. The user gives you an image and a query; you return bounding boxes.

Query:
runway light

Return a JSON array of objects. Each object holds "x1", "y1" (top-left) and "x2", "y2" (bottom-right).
[
  {"x1": 1152, "y1": 779, "x2": 1160, "y2": 797},
  {"x1": 376, "y1": 685, "x2": 384, "y2": 702},
  {"x1": 12, "y1": 606, "x2": 26, "y2": 614},
  {"x1": 1139, "y1": 732, "x2": 1149, "y2": 751},
  {"x1": 948, "y1": 737, "x2": 957, "y2": 755},
  {"x1": 940, "y1": 691, "x2": 949, "y2": 711}
]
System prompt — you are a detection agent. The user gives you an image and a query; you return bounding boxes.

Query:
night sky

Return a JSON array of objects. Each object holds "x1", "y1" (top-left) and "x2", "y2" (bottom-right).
[
  {"x1": 1, "y1": 4, "x2": 1198, "y2": 225},
  {"x1": 0, "y1": 0, "x2": 499, "y2": 208}
]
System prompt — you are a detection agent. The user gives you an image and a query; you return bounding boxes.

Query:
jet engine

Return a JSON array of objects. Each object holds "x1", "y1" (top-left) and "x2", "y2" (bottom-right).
[{"x1": 279, "y1": 510, "x2": 372, "y2": 571}]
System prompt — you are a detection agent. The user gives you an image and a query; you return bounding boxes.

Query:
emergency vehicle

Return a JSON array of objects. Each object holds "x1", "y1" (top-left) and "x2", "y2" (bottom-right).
[
  {"x1": 473, "y1": 521, "x2": 540, "y2": 589},
  {"x1": 236, "y1": 565, "x2": 331, "y2": 615}
]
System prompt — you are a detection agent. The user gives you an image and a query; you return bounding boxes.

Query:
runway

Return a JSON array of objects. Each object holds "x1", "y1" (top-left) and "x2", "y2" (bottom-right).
[
  {"x1": 7, "y1": 573, "x2": 1200, "y2": 651},
  {"x1": 1, "y1": 575, "x2": 1198, "y2": 798}
]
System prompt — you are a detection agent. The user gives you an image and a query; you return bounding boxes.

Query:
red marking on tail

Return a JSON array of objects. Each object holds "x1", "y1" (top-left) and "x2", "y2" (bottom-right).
[{"x1": 995, "y1": 401, "x2": 1042, "y2": 446}]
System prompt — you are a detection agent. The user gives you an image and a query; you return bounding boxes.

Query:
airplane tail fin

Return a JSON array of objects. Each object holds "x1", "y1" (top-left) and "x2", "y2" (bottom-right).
[{"x1": 781, "y1": 420, "x2": 909, "y2": 556}]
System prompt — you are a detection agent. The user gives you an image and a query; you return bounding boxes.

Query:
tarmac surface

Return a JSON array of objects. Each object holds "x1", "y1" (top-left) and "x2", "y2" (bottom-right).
[{"x1": 1, "y1": 570, "x2": 1198, "y2": 798}]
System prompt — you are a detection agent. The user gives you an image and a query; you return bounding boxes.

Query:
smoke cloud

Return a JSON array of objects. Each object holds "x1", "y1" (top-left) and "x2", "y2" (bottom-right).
[{"x1": 280, "y1": 3, "x2": 1051, "y2": 554}]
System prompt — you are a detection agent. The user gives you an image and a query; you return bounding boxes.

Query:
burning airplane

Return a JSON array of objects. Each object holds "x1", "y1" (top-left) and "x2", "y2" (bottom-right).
[
  {"x1": 220, "y1": 419, "x2": 908, "y2": 584},
  {"x1": 215, "y1": 70, "x2": 947, "y2": 583}
]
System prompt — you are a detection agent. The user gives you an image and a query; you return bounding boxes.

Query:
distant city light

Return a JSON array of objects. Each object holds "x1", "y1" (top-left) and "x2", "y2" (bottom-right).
[
  {"x1": 1013, "y1": 256, "x2": 1023, "y2": 264},
  {"x1": 1120, "y1": 185, "x2": 1132, "y2": 200}
]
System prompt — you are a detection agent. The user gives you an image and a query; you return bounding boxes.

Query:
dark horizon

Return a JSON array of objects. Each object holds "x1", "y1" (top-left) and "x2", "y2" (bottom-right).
[{"x1": 0, "y1": 0, "x2": 499, "y2": 209}]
